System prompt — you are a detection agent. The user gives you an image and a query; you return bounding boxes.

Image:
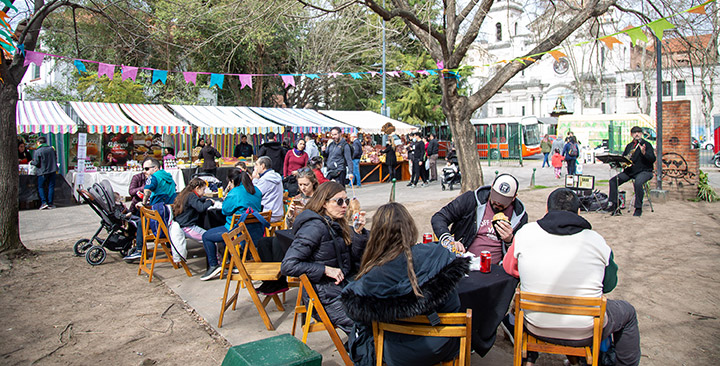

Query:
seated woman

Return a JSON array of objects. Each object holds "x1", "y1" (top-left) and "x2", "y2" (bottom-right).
[
  {"x1": 281, "y1": 181, "x2": 368, "y2": 334},
  {"x1": 200, "y1": 168, "x2": 262, "y2": 281},
  {"x1": 341, "y1": 202, "x2": 470, "y2": 366},
  {"x1": 308, "y1": 156, "x2": 329, "y2": 184},
  {"x1": 173, "y1": 178, "x2": 214, "y2": 241}
]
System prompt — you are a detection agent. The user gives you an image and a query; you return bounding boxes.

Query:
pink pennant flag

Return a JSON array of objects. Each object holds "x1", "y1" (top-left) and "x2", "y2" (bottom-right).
[
  {"x1": 239, "y1": 74, "x2": 253, "y2": 89},
  {"x1": 281, "y1": 74, "x2": 295, "y2": 88},
  {"x1": 436, "y1": 61, "x2": 444, "y2": 69},
  {"x1": 23, "y1": 50, "x2": 44, "y2": 67},
  {"x1": 387, "y1": 71, "x2": 400, "y2": 77},
  {"x1": 121, "y1": 65, "x2": 138, "y2": 81},
  {"x1": 183, "y1": 72, "x2": 197, "y2": 85},
  {"x1": 417, "y1": 70, "x2": 430, "y2": 76},
  {"x1": 98, "y1": 63, "x2": 115, "y2": 80},
  {"x1": 328, "y1": 72, "x2": 342, "y2": 78},
  {"x1": 369, "y1": 71, "x2": 379, "y2": 77}
]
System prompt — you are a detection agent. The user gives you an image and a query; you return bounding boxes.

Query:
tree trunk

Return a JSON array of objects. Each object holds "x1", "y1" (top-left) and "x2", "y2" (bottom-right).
[{"x1": 0, "y1": 82, "x2": 27, "y2": 254}]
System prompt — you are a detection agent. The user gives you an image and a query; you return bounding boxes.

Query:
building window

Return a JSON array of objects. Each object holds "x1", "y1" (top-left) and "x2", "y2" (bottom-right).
[
  {"x1": 521, "y1": 106, "x2": 526, "y2": 116},
  {"x1": 496, "y1": 23, "x2": 502, "y2": 42},
  {"x1": 662, "y1": 81, "x2": 672, "y2": 97},
  {"x1": 496, "y1": 107, "x2": 504, "y2": 115},
  {"x1": 676, "y1": 80, "x2": 686, "y2": 96},
  {"x1": 625, "y1": 83, "x2": 640, "y2": 98},
  {"x1": 514, "y1": 22, "x2": 518, "y2": 36},
  {"x1": 32, "y1": 64, "x2": 40, "y2": 79},
  {"x1": 601, "y1": 102, "x2": 606, "y2": 113}
]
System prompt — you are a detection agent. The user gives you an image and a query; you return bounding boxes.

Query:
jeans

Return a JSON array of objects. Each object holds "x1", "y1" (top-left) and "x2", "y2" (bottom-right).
[
  {"x1": 609, "y1": 171, "x2": 653, "y2": 209},
  {"x1": 201, "y1": 226, "x2": 230, "y2": 268},
  {"x1": 566, "y1": 159, "x2": 577, "y2": 175},
  {"x1": 37, "y1": 173, "x2": 56, "y2": 205},
  {"x1": 411, "y1": 160, "x2": 426, "y2": 185},
  {"x1": 351, "y1": 158, "x2": 361, "y2": 187},
  {"x1": 542, "y1": 152, "x2": 550, "y2": 167}
]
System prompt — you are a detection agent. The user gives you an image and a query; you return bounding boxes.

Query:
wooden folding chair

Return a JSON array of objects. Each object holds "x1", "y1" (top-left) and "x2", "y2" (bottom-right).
[
  {"x1": 218, "y1": 222, "x2": 285, "y2": 330},
  {"x1": 513, "y1": 289, "x2": 607, "y2": 366},
  {"x1": 218, "y1": 210, "x2": 272, "y2": 280},
  {"x1": 372, "y1": 309, "x2": 472, "y2": 366},
  {"x1": 291, "y1": 274, "x2": 353, "y2": 366},
  {"x1": 137, "y1": 206, "x2": 192, "y2": 282}
]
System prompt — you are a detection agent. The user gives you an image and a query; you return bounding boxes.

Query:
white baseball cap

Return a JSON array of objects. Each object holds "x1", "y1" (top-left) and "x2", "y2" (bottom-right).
[{"x1": 490, "y1": 174, "x2": 518, "y2": 206}]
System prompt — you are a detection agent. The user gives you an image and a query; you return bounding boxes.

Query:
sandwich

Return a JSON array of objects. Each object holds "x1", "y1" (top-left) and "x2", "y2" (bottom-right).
[{"x1": 492, "y1": 212, "x2": 509, "y2": 224}]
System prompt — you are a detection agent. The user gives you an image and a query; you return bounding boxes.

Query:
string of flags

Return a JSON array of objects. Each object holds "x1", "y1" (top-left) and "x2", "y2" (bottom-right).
[{"x1": 2, "y1": 0, "x2": 714, "y2": 88}]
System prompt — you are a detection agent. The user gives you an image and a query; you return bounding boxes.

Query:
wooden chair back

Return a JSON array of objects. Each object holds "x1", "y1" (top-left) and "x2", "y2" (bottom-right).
[
  {"x1": 513, "y1": 289, "x2": 607, "y2": 366},
  {"x1": 291, "y1": 274, "x2": 353, "y2": 366},
  {"x1": 137, "y1": 206, "x2": 192, "y2": 282},
  {"x1": 372, "y1": 310, "x2": 473, "y2": 366},
  {"x1": 218, "y1": 222, "x2": 284, "y2": 330},
  {"x1": 219, "y1": 210, "x2": 272, "y2": 280}
]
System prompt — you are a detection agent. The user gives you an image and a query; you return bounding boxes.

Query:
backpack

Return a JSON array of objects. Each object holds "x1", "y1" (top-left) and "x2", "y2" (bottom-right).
[{"x1": 568, "y1": 143, "x2": 579, "y2": 157}]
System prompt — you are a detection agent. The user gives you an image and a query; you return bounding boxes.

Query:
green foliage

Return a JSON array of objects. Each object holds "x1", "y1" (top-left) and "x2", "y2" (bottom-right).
[
  {"x1": 695, "y1": 170, "x2": 719, "y2": 202},
  {"x1": 76, "y1": 72, "x2": 146, "y2": 103}
]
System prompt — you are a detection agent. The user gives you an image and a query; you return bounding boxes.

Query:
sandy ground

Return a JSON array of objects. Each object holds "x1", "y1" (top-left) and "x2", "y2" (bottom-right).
[{"x1": 4, "y1": 173, "x2": 720, "y2": 365}]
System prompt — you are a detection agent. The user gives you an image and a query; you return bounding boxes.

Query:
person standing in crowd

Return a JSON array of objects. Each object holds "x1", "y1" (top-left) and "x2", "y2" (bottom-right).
[
  {"x1": 408, "y1": 133, "x2": 428, "y2": 188},
  {"x1": 200, "y1": 169, "x2": 262, "y2": 281},
  {"x1": 322, "y1": 127, "x2": 353, "y2": 186},
  {"x1": 233, "y1": 134, "x2": 254, "y2": 158},
  {"x1": 281, "y1": 181, "x2": 368, "y2": 335},
  {"x1": 427, "y1": 133, "x2": 439, "y2": 182},
  {"x1": 18, "y1": 140, "x2": 32, "y2": 164},
  {"x1": 562, "y1": 136, "x2": 579, "y2": 175},
  {"x1": 253, "y1": 156, "x2": 284, "y2": 223},
  {"x1": 341, "y1": 202, "x2": 470, "y2": 365},
  {"x1": 504, "y1": 188, "x2": 640, "y2": 366},
  {"x1": 32, "y1": 136, "x2": 58, "y2": 210},
  {"x1": 540, "y1": 134, "x2": 552, "y2": 168},
  {"x1": 606, "y1": 126, "x2": 656, "y2": 217},
  {"x1": 551, "y1": 134, "x2": 565, "y2": 156},
  {"x1": 258, "y1": 132, "x2": 285, "y2": 176},
  {"x1": 304, "y1": 133, "x2": 319, "y2": 159},
  {"x1": 284, "y1": 138, "x2": 309, "y2": 176},
  {"x1": 350, "y1": 133, "x2": 363, "y2": 187},
  {"x1": 381, "y1": 137, "x2": 398, "y2": 182},
  {"x1": 124, "y1": 157, "x2": 178, "y2": 261},
  {"x1": 308, "y1": 156, "x2": 329, "y2": 184},
  {"x1": 200, "y1": 139, "x2": 222, "y2": 176}
]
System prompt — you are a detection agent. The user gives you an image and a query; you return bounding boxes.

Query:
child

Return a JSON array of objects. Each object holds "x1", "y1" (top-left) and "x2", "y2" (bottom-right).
[
  {"x1": 173, "y1": 178, "x2": 213, "y2": 241},
  {"x1": 551, "y1": 148, "x2": 563, "y2": 179}
]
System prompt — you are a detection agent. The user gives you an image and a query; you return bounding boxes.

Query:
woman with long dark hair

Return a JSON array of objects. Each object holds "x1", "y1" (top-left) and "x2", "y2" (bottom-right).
[
  {"x1": 200, "y1": 168, "x2": 262, "y2": 281},
  {"x1": 281, "y1": 181, "x2": 368, "y2": 334},
  {"x1": 341, "y1": 202, "x2": 470, "y2": 365},
  {"x1": 173, "y1": 178, "x2": 213, "y2": 241}
]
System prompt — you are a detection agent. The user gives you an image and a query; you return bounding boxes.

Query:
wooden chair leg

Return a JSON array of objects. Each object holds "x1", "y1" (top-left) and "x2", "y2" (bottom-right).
[
  {"x1": 218, "y1": 271, "x2": 235, "y2": 328},
  {"x1": 301, "y1": 300, "x2": 315, "y2": 343},
  {"x1": 219, "y1": 245, "x2": 229, "y2": 280},
  {"x1": 246, "y1": 279, "x2": 275, "y2": 331},
  {"x1": 314, "y1": 299, "x2": 352, "y2": 366},
  {"x1": 514, "y1": 310, "x2": 524, "y2": 366},
  {"x1": 148, "y1": 244, "x2": 159, "y2": 283}
]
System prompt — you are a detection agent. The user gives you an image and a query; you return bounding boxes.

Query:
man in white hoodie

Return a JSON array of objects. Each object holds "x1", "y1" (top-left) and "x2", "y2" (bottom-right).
[{"x1": 252, "y1": 156, "x2": 284, "y2": 222}]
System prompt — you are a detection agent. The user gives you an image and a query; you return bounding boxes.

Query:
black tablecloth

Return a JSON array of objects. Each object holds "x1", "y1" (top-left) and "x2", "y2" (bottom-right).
[
  {"x1": 275, "y1": 229, "x2": 294, "y2": 254},
  {"x1": 457, "y1": 265, "x2": 519, "y2": 356},
  {"x1": 182, "y1": 167, "x2": 242, "y2": 186},
  {"x1": 201, "y1": 208, "x2": 226, "y2": 230},
  {"x1": 18, "y1": 173, "x2": 76, "y2": 209}
]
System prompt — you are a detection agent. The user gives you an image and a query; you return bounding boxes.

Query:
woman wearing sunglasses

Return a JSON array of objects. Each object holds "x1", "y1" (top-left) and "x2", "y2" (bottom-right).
[{"x1": 281, "y1": 181, "x2": 368, "y2": 335}]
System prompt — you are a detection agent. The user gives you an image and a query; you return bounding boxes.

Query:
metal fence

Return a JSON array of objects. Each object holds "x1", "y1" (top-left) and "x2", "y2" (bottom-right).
[{"x1": 699, "y1": 148, "x2": 718, "y2": 168}]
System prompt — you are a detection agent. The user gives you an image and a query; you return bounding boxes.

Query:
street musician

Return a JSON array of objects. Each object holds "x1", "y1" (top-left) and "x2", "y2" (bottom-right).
[{"x1": 605, "y1": 126, "x2": 656, "y2": 216}]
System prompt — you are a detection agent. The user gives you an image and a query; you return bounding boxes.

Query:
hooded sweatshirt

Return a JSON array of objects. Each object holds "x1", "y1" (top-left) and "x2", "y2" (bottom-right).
[
  {"x1": 253, "y1": 169, "x2": 284, "y2": 222},
  {"x1": 144, "y1": 170, "x2": 177, "y2": 205},
  {"x1": 503, "y1": 210, "x2": 618, "y2": 340},
  {"x1": 258, "y1": 141, "x2": 285, "y2": 174}
]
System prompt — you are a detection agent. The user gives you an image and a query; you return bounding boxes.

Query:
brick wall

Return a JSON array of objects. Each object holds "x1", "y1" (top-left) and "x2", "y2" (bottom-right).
[{"x1": 656, "y1": 100, "x2": 699, "y2": 200}]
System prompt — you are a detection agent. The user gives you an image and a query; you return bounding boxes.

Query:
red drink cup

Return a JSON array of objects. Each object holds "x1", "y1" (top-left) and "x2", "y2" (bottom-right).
[
  {"x1": 480, "y1": 251, "x2": 492, "y2": 273},
  {"x1": 423, "y1": 233, "x2": 433, "y2": 244}
]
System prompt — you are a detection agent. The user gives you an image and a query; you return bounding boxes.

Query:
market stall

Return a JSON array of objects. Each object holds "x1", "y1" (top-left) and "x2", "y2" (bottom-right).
[
  {"x1": 319, "y1": 110, "x2": 419, "y2": 135},
  {"x1": 65, "y1": 168, "x2": 186, "y2": 202},
  {"x1": 359, "y1": 160, "x2": 410, "y2": 184}
]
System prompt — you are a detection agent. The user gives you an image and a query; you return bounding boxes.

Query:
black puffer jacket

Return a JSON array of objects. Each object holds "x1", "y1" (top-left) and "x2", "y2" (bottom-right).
[
  {"x1": 341, "y1": 244, "x2": 470, "y2": 366},
  {"x1": 258, "y1": 141, "x2": 285, "y2": 175},
  {"x1": 281, "y1": 209, "x2": 368, "y2": 304}
]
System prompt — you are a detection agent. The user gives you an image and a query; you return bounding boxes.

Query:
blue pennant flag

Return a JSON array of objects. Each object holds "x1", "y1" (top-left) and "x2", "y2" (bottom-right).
[
  {"x1": 152, "y1": 70, "x2": 168, "y2": 85},
  {"x1": 74, "y1": 60, "x2": 86, "y2": 73},
  {"x1": 403, "y1": 71, "x2": 415, "y2": 78},
  {"x1": 349, "y1": 73, "x2": 362, "y2": 80},
  {"x1": 305, "y1": 74, "x2": 320, "y2": 79},
  {"x1": 427, "y1": 70, "x2": 438, "y2": 75},
  {"x1": 209, "y1": 73, "x2": 224, "y2": 89}
]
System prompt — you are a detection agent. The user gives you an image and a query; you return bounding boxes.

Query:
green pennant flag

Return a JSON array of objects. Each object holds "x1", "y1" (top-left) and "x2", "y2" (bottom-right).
[
  {"x1": 0, "y1": 0, "x2": 17, "y2": 11},
  {"x1": 647, "y1": 18, "x2": 675, "y2": 40},
  {"x1": 625, "y1": 27, "x2": 648, "y2": 46},
  {"x1": 0, "y1": 40, "x2": 14, "y2": 53}
]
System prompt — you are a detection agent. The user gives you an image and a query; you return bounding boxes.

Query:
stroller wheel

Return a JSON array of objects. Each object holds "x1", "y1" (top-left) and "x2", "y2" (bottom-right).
[
  {"x1": 85, "y1": 246, "x2": 107, "y2": 266},
  {"x1": 441, "y1": 185, "x2": 446, "y2": 191},
  {"x1": 74, "y1": 239, "x2": 92, "y2": 257},
  {"x1": 119, "y1": 247, "x2": 130, "y2": 258}
]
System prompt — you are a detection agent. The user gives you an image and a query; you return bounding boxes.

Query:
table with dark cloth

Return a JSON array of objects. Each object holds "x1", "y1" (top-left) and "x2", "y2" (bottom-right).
[
  {"x1": 182, "y1": 167, "x2": 244, "y2": 186},
  {"x1": 19, "y1": 173, "x2": 75, "y2": 209},
  {"x1": 274, "y1": 229, "x2": 295, "y2": 254},
  {"x1": 201, "y1": 208, "x2": 226, "y2": 230},
  {"x1": 457, "y1": 265, "x2": 519, "y2": 356}
]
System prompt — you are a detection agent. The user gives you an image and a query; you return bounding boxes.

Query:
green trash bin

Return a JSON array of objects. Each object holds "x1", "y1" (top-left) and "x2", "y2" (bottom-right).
[{"x1": 221, "y1": 333, "x2": 322, "y2": 366}]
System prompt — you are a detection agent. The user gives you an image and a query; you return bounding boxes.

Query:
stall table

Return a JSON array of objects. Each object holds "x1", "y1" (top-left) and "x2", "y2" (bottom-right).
[
  {"x1": 65, "y1": 169, "x2": 186, "y2": 201},
  {"x1": 18, "y1": 173, "x2": 76, "y2": 209},
  {"x1": 359, "y1": 161, "x2": 410, "y2": 184}
]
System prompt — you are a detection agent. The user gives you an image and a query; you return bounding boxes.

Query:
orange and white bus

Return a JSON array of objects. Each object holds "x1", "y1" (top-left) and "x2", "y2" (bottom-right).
[{"x1": 470, "y1": 116, "x2": 542, "y2": 159}]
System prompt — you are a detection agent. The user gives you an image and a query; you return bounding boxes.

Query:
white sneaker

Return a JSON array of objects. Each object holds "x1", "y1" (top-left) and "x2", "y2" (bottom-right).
[{"x1": 39, "y1": 204, "x2": 49, "y2": 210}]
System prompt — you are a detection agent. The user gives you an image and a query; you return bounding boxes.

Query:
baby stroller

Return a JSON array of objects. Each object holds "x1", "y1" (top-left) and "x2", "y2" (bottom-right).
[
  {"x1": 74, "y1": 180, "x2": 135, "y2": 266},
  {"x1": 441, "y1": 150, "x2": 461, "y2": 191}
]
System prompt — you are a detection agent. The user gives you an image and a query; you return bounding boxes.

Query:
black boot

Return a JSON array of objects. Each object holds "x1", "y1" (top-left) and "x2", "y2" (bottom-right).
[{"x1": 633, "y1": 208, "x2": 642, "y2": 216}]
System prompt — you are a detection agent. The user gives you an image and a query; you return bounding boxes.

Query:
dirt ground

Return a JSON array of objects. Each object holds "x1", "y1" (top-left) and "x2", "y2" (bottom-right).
[{"x1": 3, "y1": 186, "x2": 720, "y2": 365}]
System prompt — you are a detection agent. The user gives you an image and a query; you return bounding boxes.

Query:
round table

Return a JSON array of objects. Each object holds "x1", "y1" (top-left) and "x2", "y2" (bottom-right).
[{"x1": 457, "y1": 265, "x2": 519, "y2": 356}]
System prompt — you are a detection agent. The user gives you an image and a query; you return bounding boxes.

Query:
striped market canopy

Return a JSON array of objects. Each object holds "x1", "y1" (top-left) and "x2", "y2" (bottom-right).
[
  {"x1": 70, "y1": 102, "x2": 142, "y2": 134},
  {"x1": 320, "y1": 110, "x2": 419, "y2": 135},
  {"x1": 16, "y1": 101, "x2": 77, "y2": 134},
  {"x1": 119, "y1": 104, "x2": 191, "y2": 135},
  {"x1": 248, "y1": 107, "x2": 354, "y2": 133},
  {"x1": 224, "y1": 106, "x2": 284, "y2": 134},
  {"x1": 169, "y1": 105, "x2": 239, "y2": 135}
]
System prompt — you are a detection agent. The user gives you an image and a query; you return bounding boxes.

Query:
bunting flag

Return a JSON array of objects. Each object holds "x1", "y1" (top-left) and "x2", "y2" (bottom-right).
[
  {"x1": 0, "y1": 10, "x2": 9, "y2": 20},
  {"x1": 0, "y1": 17, "x2": 11, "y2": 32},
  {"x1": 402, "y1": 71, "x2": 415, "y2": 77},
  {"x1": 350, "y1": 72, "x2": 362, "y2": 79},
  {"x1": 387, "y1": 71, "x2": 400, "y2": 77},
  {"x1": 98, "y1": 63, "x2": 115, "y2": 79},
  {"x1": 183, "y1": 72, "x2": 197, "y2": 85},
  {"x1": 209, "y1": 73, "x2": 224, "y2": 89},
  {"x1": 152, "y1": 70, "x2": 167, "y2": 84},
  {"x1": 417, "y1": 70, "x2": 430, "y2": 76},
  {"x1": 74, "y1": 60, "x2": 86, "y2": 73},
  {"x1": 522, "y1": 57, "x2": 536, "y2": 63},
  {"x1": 23, "y1": 50, "x2": 44, "y2": 67},
  {"x1": 647, "y1": 18, "x2": 675, "y2": 40},
  {"x1": 280, "y1": 74, "x2": 295, "y2": 88},
  {"x1": 625, "y1": 27, "x2": 648, "y2": 45},
  {"x1": 427, "y1": 70, "x2": 438, "y2": 75},
  {"x1": 239, "y1": 74, "x2": 252, "y2": 89},
  {"x1": 0, "y1": 40, "x2": 13, "y2": 53},
  {"x1": 688, "y1": 3, "x2": 707, "y2": 14},
  {"x1": 0, "y1": 0, "x2": 17, "y2": 11},
  {"x1": 599, "y1": 36, "x2": 623, "y2": 50},
  {"x1": 328, "y1": 72, "x2": 342, "y2": 78},
  {"x1": 548, "y1": 50, "x2": 567, "y2": 61},
  {"x1": 121, "y1": 65, "x2": 138, "y2": 81},
  {"x1": 305, "y1": 74, "x2": 320, "y2": 79},
  {"x1": 436, "y1": 61, "x2": 444, "y2": 69},
  {"x1": 369, "y1": 71, "x2": 379, "y2": 77}
]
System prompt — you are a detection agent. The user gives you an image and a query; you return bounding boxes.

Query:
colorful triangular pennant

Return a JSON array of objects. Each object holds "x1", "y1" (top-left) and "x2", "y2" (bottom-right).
[
  {"x1": 402, "y1": 71, "x2": 415, "y2": 77},
  {"x1": 349, "y1": 72, "x2": 362, "y2": 79},
  {"x1": 0, "y1": 0, "x2": 17, "y2": 11},
  {"x1": 280, "y1": 74, "x2": 295, "y2": 88},
  {"x1": 209, "y1": 73, "x2": 224, "y2": 89},
  {"x1": 23, "y1": 51, "x2": 44, "y2": 67},
  {"x1": 625, "y1": 27, "x2": 648, "y2": 46},
  {"x1": 688, "y1": 3, "x2": 707, "y2": 14},
  {"x1": 328, "y1": 72, "x2": 342, "y2": 78},
  {"x1": 647, "y1": 18, "x2": 675, "y2": 40},
  {"x1": 98, "y1": 63, "x2": 115, "y2": 80},
  {"x1": 599, "y1": 36, "x2": 622, "y2": 50},
  {"x1": 121, "y1": 65, "x2": 138, "y2": 81},
  {"x1": 305, "y1": 74, "x2": 320, "y2": 79},
  {"x1": 239, "y1": 74, "x2": 252, "y2": 89},
  {"x1": 548, "y1": 50, "x2": 567, "y2": 61},
  {"x1": 152, "y1": 70, "x2": 167, "y2": 85},
  {"x1": 74, "y1": 60, "x2": 86, "y2": 73},
  {"x1": 183, "y1": 72, "x2": 197, "y2": 85}
]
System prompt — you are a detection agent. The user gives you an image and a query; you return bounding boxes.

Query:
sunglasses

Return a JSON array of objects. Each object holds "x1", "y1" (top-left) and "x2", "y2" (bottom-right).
[
  {"x1": 143, "y1": 166, "x2": 155, "y2": 171},
  {"x1": 328, "y1": 197, "x2": 350, "y2": 207}
]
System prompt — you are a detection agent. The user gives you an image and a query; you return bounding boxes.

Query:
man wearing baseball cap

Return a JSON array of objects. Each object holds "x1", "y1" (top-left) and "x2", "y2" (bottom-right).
[{"x1": 431, "y1": 173, "x2": 528, "y2": 263}]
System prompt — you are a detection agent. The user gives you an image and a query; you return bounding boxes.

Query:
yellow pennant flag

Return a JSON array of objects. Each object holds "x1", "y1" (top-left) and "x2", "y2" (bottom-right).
[
  {"x1": 548, "y1": 50, "x2": 567, "y2": 61},
  {"x1": 599, "y1": 36, "x2": 623, "y2": 50}
]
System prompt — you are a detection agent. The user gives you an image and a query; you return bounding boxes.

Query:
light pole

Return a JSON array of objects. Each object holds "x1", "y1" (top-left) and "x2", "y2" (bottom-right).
[{"x1": 381, "y1": 0, "x2": 387, "y2": 116}]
